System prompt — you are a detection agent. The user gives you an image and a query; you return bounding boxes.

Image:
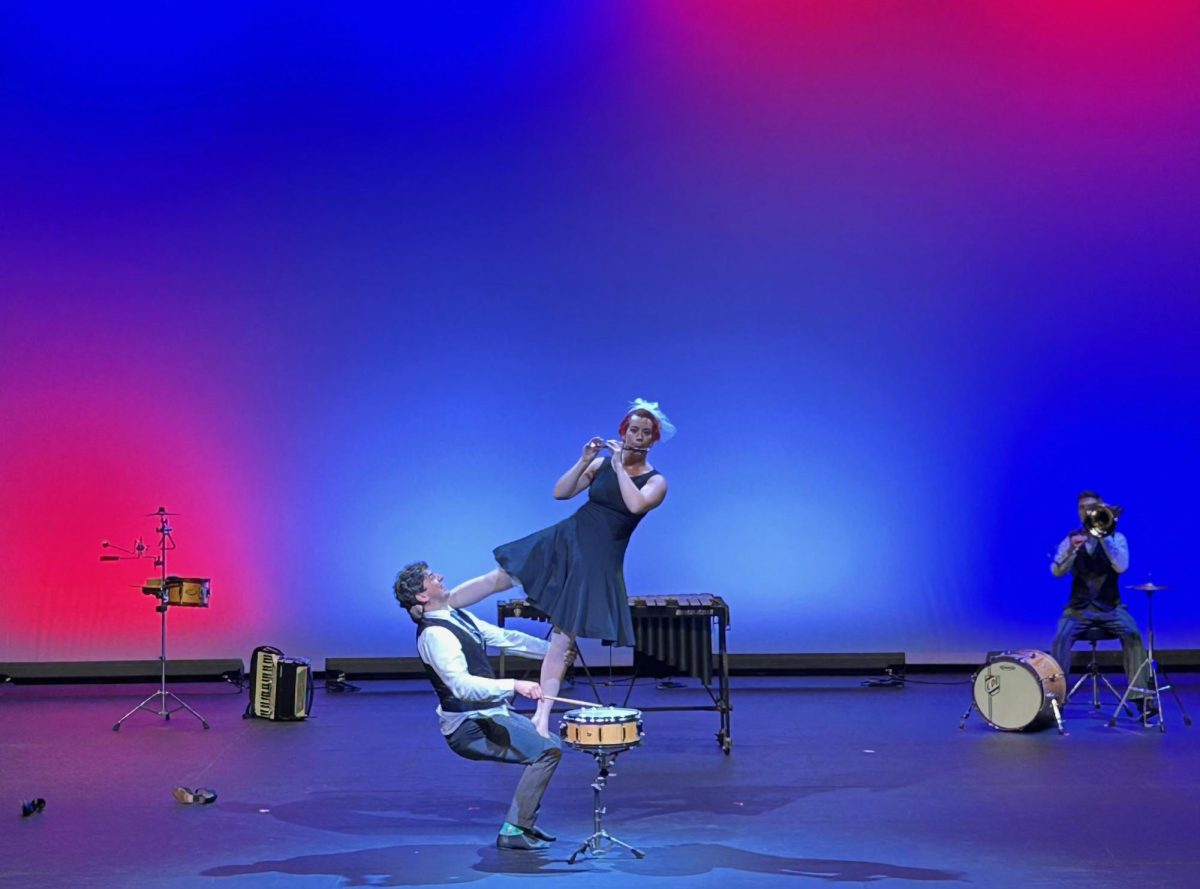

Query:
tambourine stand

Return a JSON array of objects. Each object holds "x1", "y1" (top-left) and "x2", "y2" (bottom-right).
[
  {"x1": 112, "y1": 510, "x2": 209, "y2": 731},
  {"x1": 568, "y1": 750, "x2": 645, "y2": 865},
  {"x1": 1108, "y1": 586, "x2": 1191, "y2": 732}
]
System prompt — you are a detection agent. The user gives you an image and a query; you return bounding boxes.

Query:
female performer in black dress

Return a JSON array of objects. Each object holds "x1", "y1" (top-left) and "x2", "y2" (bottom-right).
[{"x1": 443, "y1": 399, "x2": 673, "y2": 736}]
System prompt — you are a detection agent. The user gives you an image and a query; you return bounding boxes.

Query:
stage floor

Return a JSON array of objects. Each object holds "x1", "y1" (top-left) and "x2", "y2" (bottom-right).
[{"x1": 2, "y1": 674, "x2": 1197, "y2": 888}]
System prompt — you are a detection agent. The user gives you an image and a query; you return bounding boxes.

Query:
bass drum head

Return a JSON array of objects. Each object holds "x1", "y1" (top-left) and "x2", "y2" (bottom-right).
[{"x1": 971, "y1": 655, "x2": 1046, "y2": 731}]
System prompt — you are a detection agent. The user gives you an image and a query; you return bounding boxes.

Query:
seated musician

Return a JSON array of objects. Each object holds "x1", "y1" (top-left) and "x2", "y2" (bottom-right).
[
  {"x1": 393, "y1": 561, "x2": 562, "y2": 851},
  {"x1": 1049, "y1": 490, "x2": 1152, "y2": 714}
]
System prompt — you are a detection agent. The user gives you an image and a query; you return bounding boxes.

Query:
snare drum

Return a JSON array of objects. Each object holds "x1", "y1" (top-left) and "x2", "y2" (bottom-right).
[
  {"x1": 971, "y1": 649, "x2": 1065, "y2": 731},
  {"x1": 560, "y1": 707, "x2": 643, "y2": 751},
  {"x1": 164, "y1": 576, "x2": 211, "y2": 608}
]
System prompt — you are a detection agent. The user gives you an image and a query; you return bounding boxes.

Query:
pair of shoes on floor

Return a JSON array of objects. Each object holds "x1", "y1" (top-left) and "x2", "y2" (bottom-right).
[
  {"x1": 497, "y1": 831, "x2": 550, "y2": 851},
  {"x1": 172, "y1": 786, "x2": 217, "y2": 806},
  {"x1": 21, "y1": 798, "x2": 46, "y2": 818}
]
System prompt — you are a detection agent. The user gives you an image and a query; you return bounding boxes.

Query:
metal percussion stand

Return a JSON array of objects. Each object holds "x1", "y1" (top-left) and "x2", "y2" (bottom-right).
[
  {"x1": 105, "y1": 508, "x2": 209, "y2": 731},
  {"x1": 1109, "y1": 583, "x2": 1192, "y2": 732},
  {"x1": 568, "y1": 750, "x2": 645, "y2": 865}
]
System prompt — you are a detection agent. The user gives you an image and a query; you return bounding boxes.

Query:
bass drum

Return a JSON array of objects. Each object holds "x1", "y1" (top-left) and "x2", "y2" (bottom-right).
[{"x1": 971, "y1": 649, "x2": 1065, "y2": 731}]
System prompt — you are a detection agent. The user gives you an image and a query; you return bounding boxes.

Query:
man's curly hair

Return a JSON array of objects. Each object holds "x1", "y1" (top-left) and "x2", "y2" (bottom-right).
[{"x1": 393, "y1": 561, "x2": 429, "y2": 610}]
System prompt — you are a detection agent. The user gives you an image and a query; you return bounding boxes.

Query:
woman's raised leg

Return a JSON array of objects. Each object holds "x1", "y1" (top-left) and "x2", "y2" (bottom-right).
[{"x1": 447, "y1": 565, "x2": 516, "y2": 609}]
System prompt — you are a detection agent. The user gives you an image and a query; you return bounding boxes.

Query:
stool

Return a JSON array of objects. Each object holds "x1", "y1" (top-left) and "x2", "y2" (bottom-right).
[{"x1": 1065, "y1": 627, "x2": 1129, "y2": 712}]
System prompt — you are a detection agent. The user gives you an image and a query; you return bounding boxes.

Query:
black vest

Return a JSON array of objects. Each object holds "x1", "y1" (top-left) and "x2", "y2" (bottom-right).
[
  {"x1": 1068, "y1": 540, "x2": 1122, "y2": 612},
  {"x1": 416, "y1": 610, "x2": 504, "y2": 713}
]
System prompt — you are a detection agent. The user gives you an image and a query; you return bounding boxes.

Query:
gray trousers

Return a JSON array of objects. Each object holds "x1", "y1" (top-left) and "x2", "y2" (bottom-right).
[
  {"x1": 446, "y1": 712, "x2": 562, "y2": 829},
  {"x1": 1051, "y1": 606, "x2": 1149, "y2": 699}
]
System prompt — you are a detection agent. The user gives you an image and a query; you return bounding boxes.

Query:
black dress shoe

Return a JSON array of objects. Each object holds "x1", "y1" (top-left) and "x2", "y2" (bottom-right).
[
  {"x1": 522, "y1": 824, "x2": 556, "y2": 842},
  {"x1": 497, "y1": 832, "x2": 549, "y2": 851},
  {"x1": 172, "y1": 787, "x2": 218, "y2": 805},
  {"x1": 20, "y1": 798, "x2": 46, "y2": 818}
]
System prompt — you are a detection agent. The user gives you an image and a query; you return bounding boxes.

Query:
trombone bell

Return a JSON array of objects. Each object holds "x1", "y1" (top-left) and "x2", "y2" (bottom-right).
[{"x1": 1083, "y1": 504, "x2": 1122, "y2": 538}]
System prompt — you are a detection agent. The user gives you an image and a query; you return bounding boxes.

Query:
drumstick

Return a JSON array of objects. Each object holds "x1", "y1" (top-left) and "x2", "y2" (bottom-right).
[{"x1": 543, "y1": 694, "x2": 603, "y2": 708}]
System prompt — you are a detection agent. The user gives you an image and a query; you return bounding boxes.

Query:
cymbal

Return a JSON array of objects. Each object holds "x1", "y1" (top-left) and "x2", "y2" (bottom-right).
[
  {"x1": 1126, "y1": 582, "x2": 1168, "y2": 592},
  {"x1": 144, "y1": 510, "x2": 179, "y2": 516}
]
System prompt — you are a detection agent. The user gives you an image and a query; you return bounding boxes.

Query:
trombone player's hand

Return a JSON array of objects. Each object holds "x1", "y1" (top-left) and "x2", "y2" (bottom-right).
[{"x1": 1068, "y1": 531, "x2": 1088, "y2": 551}]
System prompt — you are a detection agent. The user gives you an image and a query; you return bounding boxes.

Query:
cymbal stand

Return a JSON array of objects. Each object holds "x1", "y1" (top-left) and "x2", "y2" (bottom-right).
[
  {"x1": 1109, "y1": 586, "x2": 1192, "y2": 732},
  {"x1": 105, "y1": 508, "x2": 209, "y2": 731},
  {"x1": 568, "y1": 749, "x2": 645, "y2": 864}
]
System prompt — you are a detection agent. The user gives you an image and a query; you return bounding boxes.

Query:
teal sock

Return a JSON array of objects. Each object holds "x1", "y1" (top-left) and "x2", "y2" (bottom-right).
[{"x1": 499, "y1": 822, "x2": 524, "y2": 836}]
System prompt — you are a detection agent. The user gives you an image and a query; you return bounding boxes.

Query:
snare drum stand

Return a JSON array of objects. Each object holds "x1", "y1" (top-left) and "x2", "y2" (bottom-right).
[
  {"x1": 1108, "y1": 584, "x2": 1191, "y2": 732},
  {"x1": 568, "y1": 750, "x2": 645, "y2": 864},
  {"x1": 109, "y1": 508, "x2": 209, "y2": 731}
]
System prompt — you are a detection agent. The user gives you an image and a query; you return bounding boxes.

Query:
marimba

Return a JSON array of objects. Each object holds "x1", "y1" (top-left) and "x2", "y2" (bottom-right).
[{"x1": 497, "y1": 594, "x2": 732, "y2": 753}]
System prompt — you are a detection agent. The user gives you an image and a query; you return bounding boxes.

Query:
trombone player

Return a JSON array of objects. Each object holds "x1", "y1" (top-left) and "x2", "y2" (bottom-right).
[{"x1": 1049, "y1": 490, "x2": 1152, "y2": 714}]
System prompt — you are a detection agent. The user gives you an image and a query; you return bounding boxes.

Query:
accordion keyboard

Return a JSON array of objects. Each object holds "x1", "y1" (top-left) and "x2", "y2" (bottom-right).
[{"x1": 256, "y1": 652, "x2": 278, "y2": 717}]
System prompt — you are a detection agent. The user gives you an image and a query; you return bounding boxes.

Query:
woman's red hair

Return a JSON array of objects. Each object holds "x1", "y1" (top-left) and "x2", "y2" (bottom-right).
[{"x1": 619, "y1": 409, "x2": 661, "y2": 443}]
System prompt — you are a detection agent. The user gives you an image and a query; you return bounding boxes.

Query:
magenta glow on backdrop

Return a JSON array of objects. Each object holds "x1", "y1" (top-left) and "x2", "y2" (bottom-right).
[{"x1": 2, "y1": 2, "x2": 1197, "y2": 664}]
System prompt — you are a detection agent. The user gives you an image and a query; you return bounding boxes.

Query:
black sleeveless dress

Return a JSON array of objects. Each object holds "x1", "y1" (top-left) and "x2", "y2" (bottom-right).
[{"x1": 493, "y1": 460, "x2": 660, "y2": 647}]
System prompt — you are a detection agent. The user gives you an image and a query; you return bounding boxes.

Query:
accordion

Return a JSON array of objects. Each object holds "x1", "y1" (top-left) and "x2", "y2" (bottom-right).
[{"x1": 244, "y1": 645, "x2": 314, "y2": 721}]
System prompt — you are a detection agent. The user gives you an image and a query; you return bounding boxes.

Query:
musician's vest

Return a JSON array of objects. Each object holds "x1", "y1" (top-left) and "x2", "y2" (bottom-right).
[
  {"x1": 1068, "y1": 540, "x2": 1122, "y2": 612},
  {"x1": 416, "y1": 611, "x2": 505, "y2": 713}
]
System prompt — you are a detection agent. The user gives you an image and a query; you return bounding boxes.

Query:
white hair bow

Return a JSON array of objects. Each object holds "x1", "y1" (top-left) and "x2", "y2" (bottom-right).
[{"x1": 627, "y1": 398, "x2": 676, "y2": 442}]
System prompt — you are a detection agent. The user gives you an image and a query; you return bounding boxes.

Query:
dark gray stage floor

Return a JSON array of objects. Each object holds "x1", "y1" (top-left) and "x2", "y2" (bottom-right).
[{"x1": 2, "y1": 674, "x2": 1197, "y2": 889}]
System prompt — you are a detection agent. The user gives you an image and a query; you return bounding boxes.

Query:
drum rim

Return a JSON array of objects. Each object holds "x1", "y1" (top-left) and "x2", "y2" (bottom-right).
[
  {"x1": 562, "y1": 739, "x2": 642, "y2": 752},
  {"x1": 563, "y1": 706, "x2": 641, "y2": 722}
]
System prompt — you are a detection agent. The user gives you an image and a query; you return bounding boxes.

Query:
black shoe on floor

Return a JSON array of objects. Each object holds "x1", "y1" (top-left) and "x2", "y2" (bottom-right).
[
  {"x1": 21, "y1": 798, "x2": 46, "y2": 818},
  {"x1": 172, "y1": 787, "x2": 218, "y2": 805},
  {"x1": 1139, "y1": 699, "x2": 1160, "y2": 720},
  {"x1": 497, "y1": 832, "x2": 550, "y2": 851},
  {"x1": 522, "y1": 824, "x2": 556, "y2": 842}
]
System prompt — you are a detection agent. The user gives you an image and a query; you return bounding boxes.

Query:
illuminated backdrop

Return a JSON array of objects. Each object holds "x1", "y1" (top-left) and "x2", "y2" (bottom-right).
[{"x1": 2, "y1": 2, "x2": 1197, "y2": 664}]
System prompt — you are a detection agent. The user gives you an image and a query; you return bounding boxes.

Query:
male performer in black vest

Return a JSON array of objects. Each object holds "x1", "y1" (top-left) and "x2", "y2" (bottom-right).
[
  {"x1": 394, "y1": 560, "x2": 562, "y2": 850},
  {"x1": 1049, "y1": 490, "x2": 1151, "y2": 713}
]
